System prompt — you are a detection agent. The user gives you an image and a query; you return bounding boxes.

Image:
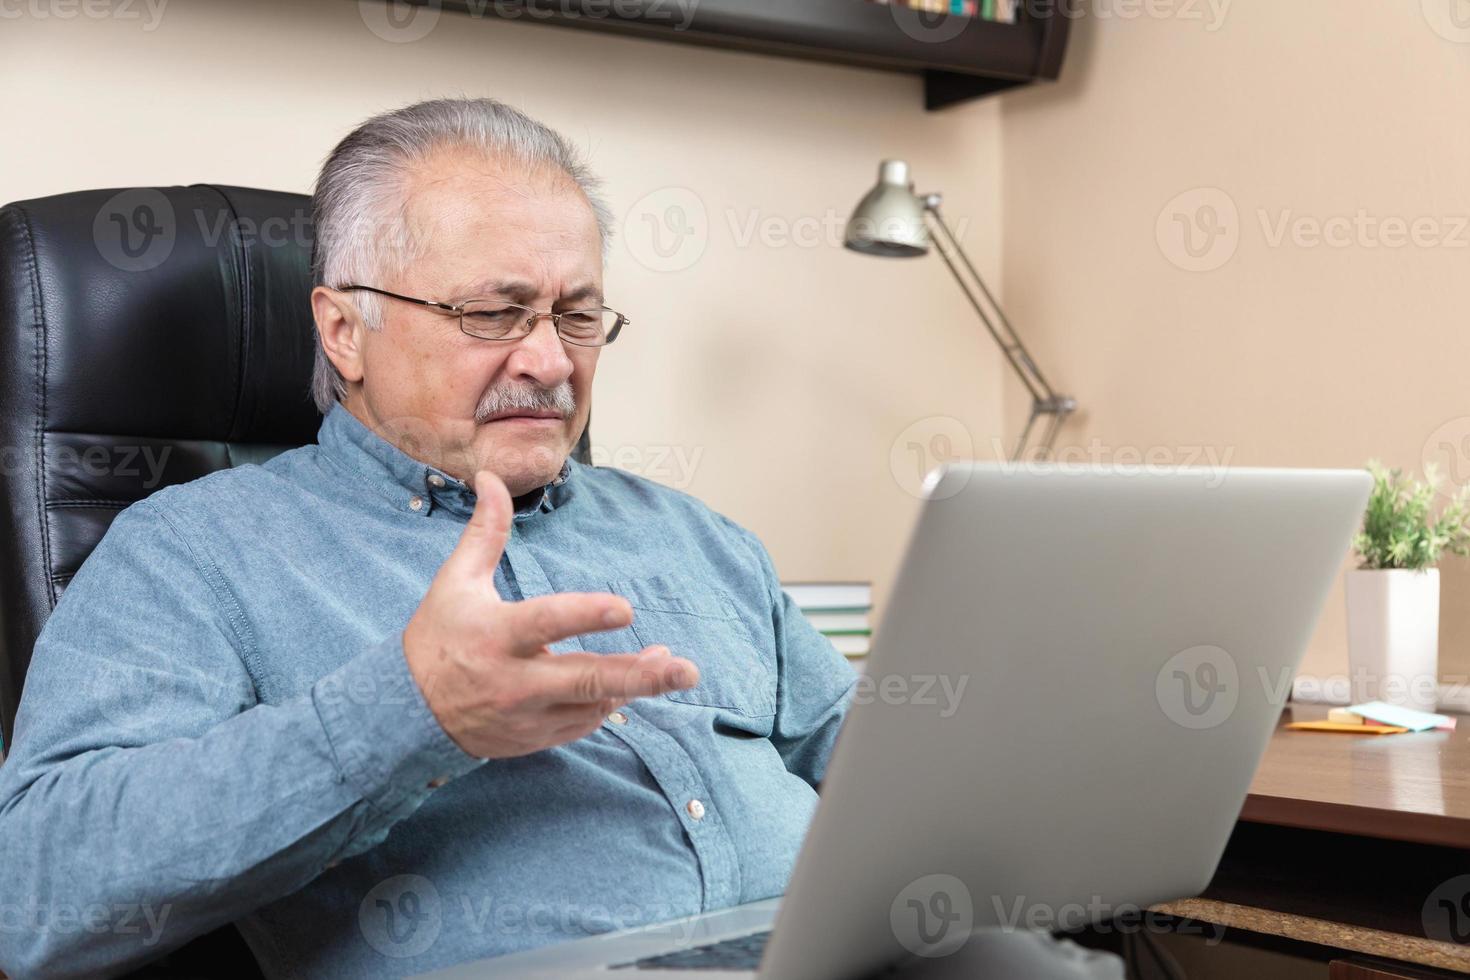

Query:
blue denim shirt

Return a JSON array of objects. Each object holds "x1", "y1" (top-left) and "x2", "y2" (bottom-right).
[{"x1": 0, "y1": 404, "x2": 857, "y2": 979}]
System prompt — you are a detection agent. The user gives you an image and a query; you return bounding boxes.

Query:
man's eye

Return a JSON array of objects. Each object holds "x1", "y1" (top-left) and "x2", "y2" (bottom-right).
[{"x1": 466, "y1": 308, "x2": 517, "y2": 322}]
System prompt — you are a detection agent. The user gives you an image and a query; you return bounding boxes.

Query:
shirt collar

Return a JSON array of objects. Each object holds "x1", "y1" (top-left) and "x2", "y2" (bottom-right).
[{"x1": 316, "y1": 403, "x2": 573, "y2": 520}]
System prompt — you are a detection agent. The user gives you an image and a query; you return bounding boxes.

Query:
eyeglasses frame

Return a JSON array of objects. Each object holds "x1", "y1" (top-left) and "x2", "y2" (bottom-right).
[{"x1": 334, "y1": 284, "x2": 627, "y2": 347}]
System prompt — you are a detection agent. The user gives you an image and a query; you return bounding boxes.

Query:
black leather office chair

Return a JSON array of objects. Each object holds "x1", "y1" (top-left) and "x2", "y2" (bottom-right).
[
  {"x1": 0, "y1": 183, "x2": 591, "y2": 977},
  {"x1": 0, "y1": 183, "x2": 322, "y2": 978}
]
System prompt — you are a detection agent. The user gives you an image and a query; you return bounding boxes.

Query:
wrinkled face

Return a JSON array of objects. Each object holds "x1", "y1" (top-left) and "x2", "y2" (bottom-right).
[{"x1": 312, "y1": 147, "x2": 605, "y2": 498}]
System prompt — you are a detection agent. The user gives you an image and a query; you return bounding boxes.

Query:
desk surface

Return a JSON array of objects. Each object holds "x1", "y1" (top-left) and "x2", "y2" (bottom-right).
[{"x1": 1241, "y1": 703, "x2": 1470, "y2": 849}]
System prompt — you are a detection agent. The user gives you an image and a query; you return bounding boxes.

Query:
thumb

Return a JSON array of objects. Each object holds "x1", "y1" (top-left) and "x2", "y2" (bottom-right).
[{"x1": 440, "y1": 469, "x2": 512, "y2": 584}]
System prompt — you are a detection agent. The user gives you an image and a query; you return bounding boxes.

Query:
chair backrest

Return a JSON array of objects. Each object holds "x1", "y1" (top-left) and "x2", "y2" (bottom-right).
[
  {"x1": 0, "y1": 184, "x2": 596, "y2": 749},
  {"x1": 0, "y1": 184, "x2": 324, "y2": 748}
]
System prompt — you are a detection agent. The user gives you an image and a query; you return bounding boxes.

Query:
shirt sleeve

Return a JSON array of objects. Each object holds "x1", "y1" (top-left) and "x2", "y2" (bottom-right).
[
  {"x1": 718, "y1": 516, "x2": 858, "y2": 788},
  {"x1": 0, "y1": 498, "x2": 482, "y2": 979}
]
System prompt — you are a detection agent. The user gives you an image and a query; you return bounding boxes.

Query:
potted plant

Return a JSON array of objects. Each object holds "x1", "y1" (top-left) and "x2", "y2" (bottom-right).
[{"x1": 1347, "y1": 462, "x2": 1470, "y2": 710}]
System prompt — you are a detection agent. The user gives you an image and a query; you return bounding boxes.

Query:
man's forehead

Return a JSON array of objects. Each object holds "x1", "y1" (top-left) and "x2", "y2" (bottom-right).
[
  {"x1": 452, "y1": 277, "x2": 603, "y2": 304},
  {"x1": 395, "y1": 148, "x2": 602, "y2": 295},
  {"x1": 403, "y1": 146, "x2": 590, "y2": 222}
]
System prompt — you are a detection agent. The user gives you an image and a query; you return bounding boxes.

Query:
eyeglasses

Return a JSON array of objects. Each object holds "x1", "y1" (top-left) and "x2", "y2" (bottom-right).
[{"x1": 335, "y1": 284, "x2": 627, "y2": 348}]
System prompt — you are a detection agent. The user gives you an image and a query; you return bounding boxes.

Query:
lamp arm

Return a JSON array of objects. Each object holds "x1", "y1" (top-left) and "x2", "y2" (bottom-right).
[{"x1": 923, "y1": 202, "x2": 1077, "y2": 461}]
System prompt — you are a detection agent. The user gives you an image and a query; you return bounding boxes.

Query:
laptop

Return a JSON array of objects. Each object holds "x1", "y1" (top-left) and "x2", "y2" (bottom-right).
[{"x1": 417, "y1": 463, "x2": 1371, "y2": 979}]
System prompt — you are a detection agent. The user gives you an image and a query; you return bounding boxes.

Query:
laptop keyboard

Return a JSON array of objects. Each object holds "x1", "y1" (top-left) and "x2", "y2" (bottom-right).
[{"x1": 610, "y1": 929, "x2": 772, "y2": 971}]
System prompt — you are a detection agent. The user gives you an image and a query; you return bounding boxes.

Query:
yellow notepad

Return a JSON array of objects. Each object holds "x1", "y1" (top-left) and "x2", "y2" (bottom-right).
[{"x1": 1286, "y1": 721, "x2": 1408, "y2": 735}]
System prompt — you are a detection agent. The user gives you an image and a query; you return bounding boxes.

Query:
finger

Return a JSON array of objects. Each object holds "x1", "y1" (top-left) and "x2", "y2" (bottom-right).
[
  {"x1": 530, "y1": 648, "x2": 700, "y2": 705},
  {"x1": 437, "y1": 470, "x2": 513, "y2": 586},
  {"x1": 503, "y1": 592, "x2": 634, "y2": 654}
]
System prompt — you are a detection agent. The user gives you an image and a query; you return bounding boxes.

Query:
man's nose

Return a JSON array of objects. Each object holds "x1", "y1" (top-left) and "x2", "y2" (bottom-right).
[{"x1": 504, "y1": 318, "x2": 575, "y2": 386}]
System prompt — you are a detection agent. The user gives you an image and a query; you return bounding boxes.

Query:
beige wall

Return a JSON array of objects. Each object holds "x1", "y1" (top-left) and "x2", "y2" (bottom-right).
[
  {"x1": 1000, "y1": 0, "x2": 1470, "y2": 689},
  {"x1": 0, "y1": 1, "x2": 1007, "y2": 615},
  {"x1": 11, "y1": 1, "x2": 1455, "y2": 692}
]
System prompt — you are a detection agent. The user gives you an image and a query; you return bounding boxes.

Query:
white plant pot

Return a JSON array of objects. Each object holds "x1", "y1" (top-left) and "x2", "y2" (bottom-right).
[{"x1": 1344, "y1": 568, "x2": 1440, "y2": 711}]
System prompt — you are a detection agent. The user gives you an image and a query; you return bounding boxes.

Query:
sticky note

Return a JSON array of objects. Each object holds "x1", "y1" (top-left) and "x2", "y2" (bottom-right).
[
  {"x1": 1286, "y1": 721, "x2": 1409, "y2": 735},
  {"x1": 1346, "y1": 701, "x2": 1457, "y2": 732}
]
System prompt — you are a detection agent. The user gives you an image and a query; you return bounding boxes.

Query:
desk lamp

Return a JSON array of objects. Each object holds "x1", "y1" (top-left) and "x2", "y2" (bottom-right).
[{"x1": 844, "y1": 160, "x2": 1077, "y2": 461}]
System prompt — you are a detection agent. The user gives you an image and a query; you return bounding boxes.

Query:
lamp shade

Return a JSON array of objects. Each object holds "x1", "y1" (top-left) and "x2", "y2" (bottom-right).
[{"x1": 843, "y1": 160, "x2": 930, "y2": 258}]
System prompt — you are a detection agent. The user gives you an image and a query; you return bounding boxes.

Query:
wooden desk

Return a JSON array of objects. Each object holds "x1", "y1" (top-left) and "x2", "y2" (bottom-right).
[
  {"x1": 1242, "y1": 704, "x2": 1470, "y2": 850},
  {"x1": 1152, "y1": 704, "x2": 1470, "y2": 976}
]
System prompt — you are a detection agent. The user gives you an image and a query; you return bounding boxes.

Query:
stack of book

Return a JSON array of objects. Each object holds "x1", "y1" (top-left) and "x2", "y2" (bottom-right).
[{"x1": 782, "y1": 581, "x2": 873, "y2": 664}]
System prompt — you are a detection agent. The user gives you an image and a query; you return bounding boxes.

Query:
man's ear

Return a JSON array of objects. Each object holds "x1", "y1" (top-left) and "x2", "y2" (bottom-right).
[{"x1": 312, "y1": 286, "x2": 367, "y2": 387}]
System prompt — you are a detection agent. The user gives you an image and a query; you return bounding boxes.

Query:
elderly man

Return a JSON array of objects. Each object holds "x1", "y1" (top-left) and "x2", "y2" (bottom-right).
[{"x1": 0, "y1": 98, "x2": 856, "y2": 979}]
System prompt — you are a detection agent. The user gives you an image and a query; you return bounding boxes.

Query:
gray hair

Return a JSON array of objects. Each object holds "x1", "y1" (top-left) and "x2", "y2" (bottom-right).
[{"x1": 308, "y1": 97, "x2": 614, "y2": 413}]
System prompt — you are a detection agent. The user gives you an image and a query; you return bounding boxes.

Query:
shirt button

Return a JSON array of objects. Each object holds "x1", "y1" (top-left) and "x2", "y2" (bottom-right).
[
  {"x1": 686, "y1": 799, "x2": 706, "y2": 821},
  {"x1": 427, "y1": 776, "x2": 448, "y2": 789},
  {"x1": 428, "y1": 474, "x2": 446, "y2": 489},
  {"x1": 607, "y1": 711, "x2": 628, "y2": 726},
  {"x1": 408, "y1": 495, "x2": 424, "y2": 511}
]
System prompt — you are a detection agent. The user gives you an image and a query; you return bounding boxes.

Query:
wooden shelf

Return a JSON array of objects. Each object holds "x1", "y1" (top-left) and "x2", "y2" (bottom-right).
[{"x1": 424, "y1": 0, "x2": 1069, "y2": 109}]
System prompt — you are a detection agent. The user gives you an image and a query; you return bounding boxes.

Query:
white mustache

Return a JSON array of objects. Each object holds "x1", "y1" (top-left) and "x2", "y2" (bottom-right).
[{"x1": 474, "y1": 382, "x2": 576, "y2": 424}]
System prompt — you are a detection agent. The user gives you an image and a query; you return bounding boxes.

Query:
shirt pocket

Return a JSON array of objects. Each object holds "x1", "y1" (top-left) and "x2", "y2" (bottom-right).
[{"x1": 608, "y1": 572, "x2": 776, "y2": 718}]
